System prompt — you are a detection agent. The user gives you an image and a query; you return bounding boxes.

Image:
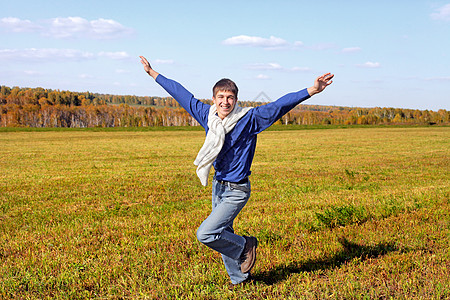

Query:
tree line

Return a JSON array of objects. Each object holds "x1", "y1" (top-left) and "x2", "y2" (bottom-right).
[{"x1": 1, "y1": 85, "x2": 448, "y2": 128}]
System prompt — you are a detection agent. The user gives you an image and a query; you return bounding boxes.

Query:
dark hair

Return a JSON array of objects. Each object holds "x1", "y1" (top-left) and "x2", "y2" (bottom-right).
[{"x1": 212, "y1": 78, "x2": 238, "y2": 98}]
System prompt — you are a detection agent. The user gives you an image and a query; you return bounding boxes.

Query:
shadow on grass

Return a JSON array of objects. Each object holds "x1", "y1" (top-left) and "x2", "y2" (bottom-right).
[{"x1": 253, "y1": 237, "x2": 399, "y2": 285}]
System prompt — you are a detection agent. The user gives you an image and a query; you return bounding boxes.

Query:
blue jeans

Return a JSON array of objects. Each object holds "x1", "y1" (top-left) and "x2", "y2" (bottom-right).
[{"x1": 196, "y1": 178, "x2": 251, "y2": 284}]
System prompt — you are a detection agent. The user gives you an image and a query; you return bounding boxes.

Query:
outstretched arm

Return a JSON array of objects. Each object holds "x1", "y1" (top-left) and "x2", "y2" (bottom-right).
[
  {"x1": 250, "y1": 72, "x2": 334, "y2": 133},
  {"x1": 307, "y1": 73, "x2": 334, "y2": 96},
  {"x1": 140, "y1": 56, "x2": 159, "y2": 80},
  {"x1": 139, "y1": 55, "x2": 209, "y2": 128}
]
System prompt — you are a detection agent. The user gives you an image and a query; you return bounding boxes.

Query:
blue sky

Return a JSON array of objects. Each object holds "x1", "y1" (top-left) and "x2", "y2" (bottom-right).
[{"x1": 1, "y1": 0, "x2": 449, "y2": 111}]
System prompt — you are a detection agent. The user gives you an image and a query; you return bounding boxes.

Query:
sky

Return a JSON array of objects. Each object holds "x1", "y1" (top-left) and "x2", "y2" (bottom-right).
[{"x1": 1, "y1": 0, "x2": 450, "y2": 111}]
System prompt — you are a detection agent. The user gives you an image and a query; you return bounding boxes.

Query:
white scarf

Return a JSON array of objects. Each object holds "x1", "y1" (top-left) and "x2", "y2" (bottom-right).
[{"x1": 194, "y1": 104, "x2": 252, "y2": 186}]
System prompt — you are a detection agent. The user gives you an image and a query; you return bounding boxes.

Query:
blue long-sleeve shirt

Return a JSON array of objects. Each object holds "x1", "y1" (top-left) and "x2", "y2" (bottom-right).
[{"x1": 156, "y1": 74, "x2": 311, "y2": 182}]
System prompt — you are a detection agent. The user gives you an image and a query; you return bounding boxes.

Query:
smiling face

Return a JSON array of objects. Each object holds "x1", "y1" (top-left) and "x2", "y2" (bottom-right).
[
  {"x1": 213, "y1": 90, "x2": 237, "y2": 120},
  {"x1": 212, "y1": 78, "x2": 239, "y2": 120}
]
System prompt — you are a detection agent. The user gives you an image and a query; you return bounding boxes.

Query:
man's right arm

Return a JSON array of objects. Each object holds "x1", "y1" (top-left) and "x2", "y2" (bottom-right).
[
  {"x1": 140, "y1": 56, "x2": 209, "y2": 128},
  {"x1": 155, "y1": 75, "x2": 209, "y2": 127}
]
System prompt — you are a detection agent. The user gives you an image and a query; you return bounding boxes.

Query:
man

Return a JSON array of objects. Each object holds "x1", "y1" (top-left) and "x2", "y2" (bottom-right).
[{"x1": 140, "y1": 56, "x2": 333, "y2": 285}]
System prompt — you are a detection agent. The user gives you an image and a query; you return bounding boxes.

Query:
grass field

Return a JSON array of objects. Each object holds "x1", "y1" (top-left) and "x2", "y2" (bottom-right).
[{"x1": 0, "y1": 126, "x2": 449, "y2": 299}]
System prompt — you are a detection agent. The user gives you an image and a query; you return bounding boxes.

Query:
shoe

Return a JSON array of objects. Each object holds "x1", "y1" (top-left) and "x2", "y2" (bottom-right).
[{"x1": 240, "y1": 236, "x2": 258, "y2": 273}]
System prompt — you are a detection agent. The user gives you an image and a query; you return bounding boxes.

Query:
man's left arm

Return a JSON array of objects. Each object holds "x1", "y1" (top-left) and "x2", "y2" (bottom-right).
[
  {"x1": 307, "y1": 73, "x2": 334, "y2": 96},
  {"x1": 250, "y1": 73, "x2": 334, "y2": 133}
]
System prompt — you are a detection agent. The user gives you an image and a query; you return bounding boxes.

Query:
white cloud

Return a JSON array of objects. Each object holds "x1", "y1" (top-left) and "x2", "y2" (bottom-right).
[
  {"x1": 116, "y1": 69, "x2": 131, "y2": 74},
  {"x1": 90, "y1": 18, "x2": 130, "y2": 36},
  {"x1": 79, "y1": 74, "x2": 94, "y2": 79},
  {"x1": 357, "y1": 61, "x2": 381, "y2": 68},
  {"x1": 154, "y1": 59, "x2": 174, "y2": 64},
  {"x1": 24, "y1": 70, "x2": 42, "y2": 76},
  {"x1": 342, "y1": 47, "x2": 362, "y2": 53},
  {"x1": 247, "y1": 63, "x2": 310, "y2": 72},
  {"x1": 0, "y1": 17, "x2": 41, "y2": 32},
  {"x1": 1, "y1": 16, "x2": 133, "y2": 39},
  {"x1": 98, "y1": 51, "x2": 130, "y2": 60},
  {"x1": 46, "y1": 17, "x2": 90, "y2": 38},
  {"x1": 223, "y1": 35, "x2": 288, "y2": 48},
  {"x1": 247, "y1": 63, "x2": 283, "y2": 70},
  {"x1": 223, "y1": 35, "x2": 336, "y2": 51},
  {"x1": 431, "y1": 4, "x2": 450, "y2": 21},
  {"x1": 425, "y1": 76, "x2": 450, "y2": 81},
  {"x1": 48, "y1": 17, "x2": 134, "y2": 39},
  {"x1": 256, "y1": 74, "x2": 270, "y2": 80},
  {"x1": 0, "y1": 48, "x2": 95, "y2": 62},
  {"x1": 0, "y1": 48, "x2": 133, "y2": 62}
]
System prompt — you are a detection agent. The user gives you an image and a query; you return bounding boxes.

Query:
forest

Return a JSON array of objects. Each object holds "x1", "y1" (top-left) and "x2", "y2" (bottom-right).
[{"x1": 1, "y1": 85, "x2": 449, "y2": 127}]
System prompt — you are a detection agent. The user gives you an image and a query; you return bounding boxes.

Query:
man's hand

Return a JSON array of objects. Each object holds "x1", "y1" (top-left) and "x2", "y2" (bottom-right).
[
  {"x1": 307, "y1": 73, "x2": 334, "y2": 96},
  {"x1": 140, "y1": 56, "x2": 159, "y2": 79}
]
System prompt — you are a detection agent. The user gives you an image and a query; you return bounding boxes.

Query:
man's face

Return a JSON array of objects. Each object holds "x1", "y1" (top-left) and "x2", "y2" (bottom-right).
[{"x1": 213, "y1": 90, "x2": 237, "y2": 120}]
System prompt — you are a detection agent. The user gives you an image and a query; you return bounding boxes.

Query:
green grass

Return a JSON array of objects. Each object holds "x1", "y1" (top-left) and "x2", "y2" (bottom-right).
[{"x1": 0, "y1": 127, "x2": 449, "y2": 299}]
